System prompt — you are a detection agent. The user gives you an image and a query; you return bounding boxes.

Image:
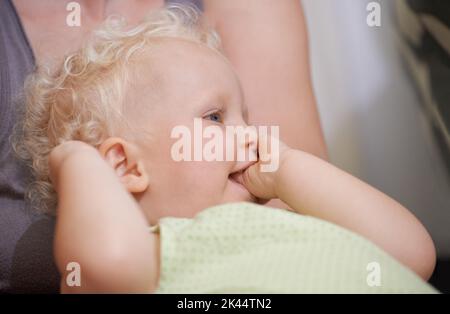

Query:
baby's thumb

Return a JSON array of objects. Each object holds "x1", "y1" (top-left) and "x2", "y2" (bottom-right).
[{"x1": 242, "y1": 163, "x2": 271, "y2": 201}]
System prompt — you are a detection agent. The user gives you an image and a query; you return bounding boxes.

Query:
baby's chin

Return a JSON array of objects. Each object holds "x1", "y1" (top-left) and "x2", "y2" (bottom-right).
[{"x1": 227, "y1": 176, "x2": 258, "y2": 203}]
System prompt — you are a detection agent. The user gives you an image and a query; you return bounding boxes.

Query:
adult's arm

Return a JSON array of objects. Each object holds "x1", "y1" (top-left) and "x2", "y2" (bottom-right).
[{"x1": 203, "y1": 0, "x2": 327, "y2": 159}]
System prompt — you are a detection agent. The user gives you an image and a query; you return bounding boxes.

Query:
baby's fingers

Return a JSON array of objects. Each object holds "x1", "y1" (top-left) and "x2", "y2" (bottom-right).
[{"x1": 242, "y1": 163, "x2": 277, "y2": 201}]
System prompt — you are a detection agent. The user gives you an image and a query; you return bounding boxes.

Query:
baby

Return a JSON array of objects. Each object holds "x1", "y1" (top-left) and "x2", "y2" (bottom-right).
[{"x1": 19, "y1": 5, "x2": 435, "y2": 293}]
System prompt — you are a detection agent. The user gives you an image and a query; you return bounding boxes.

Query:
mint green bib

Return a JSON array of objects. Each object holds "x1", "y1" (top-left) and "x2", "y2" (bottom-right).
[{"x1": 150, "y1": 202, "x2": 436, "y2": 293}]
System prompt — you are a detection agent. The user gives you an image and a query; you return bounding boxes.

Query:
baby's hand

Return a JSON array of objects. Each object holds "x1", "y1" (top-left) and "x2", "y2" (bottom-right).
[
  {"x1": 241, "y1": 133, "x2": 293, "y2": 201},
  {"x1": 48, "y1": 140, "x2": 98, "y2": 191}
]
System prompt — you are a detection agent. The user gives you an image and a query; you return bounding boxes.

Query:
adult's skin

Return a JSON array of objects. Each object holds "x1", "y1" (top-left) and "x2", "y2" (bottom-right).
[
  {"x1": 12, "y1": 0, "x2": 166, "y2": 67},
  {"x1": 9, "y1": 0, "x2": 327, "y2": 288}
]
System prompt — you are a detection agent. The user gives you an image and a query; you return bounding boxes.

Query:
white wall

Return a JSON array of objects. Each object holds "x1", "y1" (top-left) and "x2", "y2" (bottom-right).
[{"x1": 302, "y1": 0, "x2": 450, "y2": 257}]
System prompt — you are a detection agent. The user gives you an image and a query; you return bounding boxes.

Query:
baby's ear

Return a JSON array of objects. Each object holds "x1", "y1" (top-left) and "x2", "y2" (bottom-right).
[{"x1": 99, "y1": 137, "x2": 150, "y2": 194}]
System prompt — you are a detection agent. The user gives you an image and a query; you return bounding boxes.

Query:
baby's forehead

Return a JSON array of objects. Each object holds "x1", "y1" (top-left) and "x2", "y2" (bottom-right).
[
  {"x1": 130, "y1": 38, "x2": 240, "y2": 95},
  {"x1": 135, "y1": 38, "x2": 225, "y2": 68}
]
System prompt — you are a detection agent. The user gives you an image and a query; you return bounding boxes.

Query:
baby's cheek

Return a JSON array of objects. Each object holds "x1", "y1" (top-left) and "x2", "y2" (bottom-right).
[{"x1": 189, "y1": 162, "x2": 227, "y2": 193}]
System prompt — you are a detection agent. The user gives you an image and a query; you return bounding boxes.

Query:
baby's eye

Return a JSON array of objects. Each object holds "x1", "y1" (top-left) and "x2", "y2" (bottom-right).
[{"x1": 204, "y1": 111, "x2": 223, "y2": 123}]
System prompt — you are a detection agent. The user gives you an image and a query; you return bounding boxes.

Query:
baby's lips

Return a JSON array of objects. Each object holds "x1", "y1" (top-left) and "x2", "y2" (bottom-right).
[
  {"x1": 230, "y1": 160, "x2": 257, "y2": 183},
  {"x1": 229, "y1": 171, "x2": 245, "y2": 186}
]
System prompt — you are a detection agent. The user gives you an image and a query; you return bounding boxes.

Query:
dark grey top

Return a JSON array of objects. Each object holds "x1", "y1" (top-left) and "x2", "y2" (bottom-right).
[
  {"x1": 0, "y1": 0, "x2": 34, "y2": 202},
  {"x1": 0, "y1": 0, "x2": 58, "y2": 293}
]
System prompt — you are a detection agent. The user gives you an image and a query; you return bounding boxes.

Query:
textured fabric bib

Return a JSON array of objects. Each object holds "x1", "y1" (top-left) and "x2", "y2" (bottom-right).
[{"x1": 151, "y1": 202, "x2": 436, "y2": 293}]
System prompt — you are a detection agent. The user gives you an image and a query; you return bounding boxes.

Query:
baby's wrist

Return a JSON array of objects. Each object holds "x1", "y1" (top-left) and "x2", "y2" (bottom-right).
[
  {"x1": 48, "y1": 141, "x2": 99, "y2": 188},
  {"x1": 273, "y1": 148, "x2": 306, "y2": 198},
  {"x1": 272, "y1": 148, "x2": 295, "y2": 197},
  {"x1": 50, "y1": 141, "x2": 96, "y2": 164}
]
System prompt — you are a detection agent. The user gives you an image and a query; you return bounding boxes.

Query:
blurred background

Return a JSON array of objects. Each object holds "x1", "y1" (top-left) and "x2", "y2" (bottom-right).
[{"x1": 302, "y1": 0, "x2": 450, "y2": 291}]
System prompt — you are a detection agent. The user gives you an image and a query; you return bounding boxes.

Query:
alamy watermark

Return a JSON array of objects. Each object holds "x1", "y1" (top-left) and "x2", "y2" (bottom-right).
[
  {"x1": 66, "y1": 2, "x2": 81, "y2": 27},
  {"x1": 366, "y1": 261, "x2": 382, "y2": 287},
  {"x1": 170, "y1": 119, "x2": 280, "y2": 172},
  {"x1": 65, "y1": 261, "x2": 81, "y2": 287},
  {"x1": 367, "y1": 1, "x2": 381, "y2": 27}
]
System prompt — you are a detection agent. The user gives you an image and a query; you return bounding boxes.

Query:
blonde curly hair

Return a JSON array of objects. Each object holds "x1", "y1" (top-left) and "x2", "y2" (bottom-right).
[{"x1": 15, "y1": 4, "x2": 221, "y2": 214}]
